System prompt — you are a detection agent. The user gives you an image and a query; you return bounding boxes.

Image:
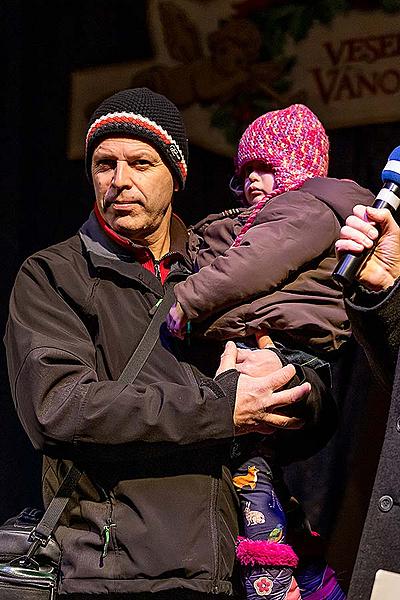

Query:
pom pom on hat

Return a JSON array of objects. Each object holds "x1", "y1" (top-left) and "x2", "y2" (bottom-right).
[{"x1": 85, "y1": 87, "x2": 188, "y2": 190}]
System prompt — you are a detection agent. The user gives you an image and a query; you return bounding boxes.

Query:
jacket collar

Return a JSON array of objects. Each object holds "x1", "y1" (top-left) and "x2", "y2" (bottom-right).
[{"x1": 79, "y1": 211, "x2": 192, "y2": 295}]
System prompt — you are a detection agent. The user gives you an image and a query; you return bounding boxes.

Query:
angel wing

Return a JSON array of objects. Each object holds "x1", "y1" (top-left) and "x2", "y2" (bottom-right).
[{"x1": 159, "y1": 1, "x2": 203, "y2": 63}]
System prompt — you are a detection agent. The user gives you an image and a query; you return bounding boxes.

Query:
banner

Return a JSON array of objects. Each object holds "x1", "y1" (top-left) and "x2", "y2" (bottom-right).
[
  {"x1": 68, "y1": 0, "x2": 400, "y2": 159},
  {"x1": 288, "y1": 11, "x2": 400, "y2": 128}
]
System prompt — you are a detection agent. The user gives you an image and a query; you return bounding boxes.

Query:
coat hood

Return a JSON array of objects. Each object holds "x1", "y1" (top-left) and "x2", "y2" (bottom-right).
[{"x1": 299, "y1": 177, "x2": 375, "y2": 222}]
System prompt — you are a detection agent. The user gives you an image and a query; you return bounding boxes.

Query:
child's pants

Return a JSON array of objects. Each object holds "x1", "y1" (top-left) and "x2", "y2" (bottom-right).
[{"x1": 234, "y1": 456, "x2": 346, "y2": 600}]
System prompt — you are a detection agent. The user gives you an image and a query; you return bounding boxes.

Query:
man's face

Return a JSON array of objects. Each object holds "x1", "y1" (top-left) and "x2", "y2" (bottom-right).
[{"x1": 92, "y1": 137, "x2": 176, "y2": 242}]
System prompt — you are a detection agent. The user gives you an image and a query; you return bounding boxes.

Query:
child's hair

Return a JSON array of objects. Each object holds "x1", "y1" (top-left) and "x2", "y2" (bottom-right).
[{"x1": 232, "y1": 104, "x2": 329, "y2": 247}]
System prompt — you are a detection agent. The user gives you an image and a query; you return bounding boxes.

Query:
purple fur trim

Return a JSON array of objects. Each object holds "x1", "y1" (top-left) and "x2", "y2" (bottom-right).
[{"x1": 236, "y1": 537, "x2": 299, "y2": 567}]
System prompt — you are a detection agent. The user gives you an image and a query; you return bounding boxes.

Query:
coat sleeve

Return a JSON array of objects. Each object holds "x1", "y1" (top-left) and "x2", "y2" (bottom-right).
[
  {"x1": 273, "y1": 363, "x2": 338, "y2": 464},
  {"x1": 345, "y1": 279, "x2": 400, "y2": 393},
  {"x1": 175, "y1": 193, "x2": 340, "y2": 321},
  {"x1": 3, "y1": 257, "x2": 236, "y2": 456},
  {"x1": 249, "y1": 347, "x2": 338, "y2": 464}
]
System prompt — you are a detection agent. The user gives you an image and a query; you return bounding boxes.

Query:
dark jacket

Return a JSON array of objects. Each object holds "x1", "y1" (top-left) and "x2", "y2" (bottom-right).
[
  {"x1": 4, "y1": 213, "x2": 239, "y2": 596},
  {"x1": 345, "y1": 279, "x2": 400, "y2": 599},
  {"x1": 4, "y1": 212, "x2": 335, "y2": 597},
  {"x1": 175, "y1": 178, "x2": 374, "y2": 353}
]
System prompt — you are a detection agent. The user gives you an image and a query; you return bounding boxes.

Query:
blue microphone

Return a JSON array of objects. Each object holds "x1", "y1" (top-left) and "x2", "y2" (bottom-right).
[{"x1": 333, "y1": 146, "x2": 400, "y2": 286}]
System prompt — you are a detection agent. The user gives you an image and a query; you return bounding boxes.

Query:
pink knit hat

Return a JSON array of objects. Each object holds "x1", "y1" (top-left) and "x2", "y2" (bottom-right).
[{"x1": 232, "y1": 104, "x2": 329, "y2": 246}]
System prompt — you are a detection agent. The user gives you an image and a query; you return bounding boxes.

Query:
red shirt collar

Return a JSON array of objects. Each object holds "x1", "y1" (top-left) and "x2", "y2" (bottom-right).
[
  {"x1": 94, "y1": 203, "x2": 135, "y2": 251},
  {"x1": 93, "y1": 203, "x2": 171, "y2": 283}
]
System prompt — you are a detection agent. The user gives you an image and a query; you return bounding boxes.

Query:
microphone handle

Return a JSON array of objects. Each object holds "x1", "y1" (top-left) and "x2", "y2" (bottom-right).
[{"x1": 332, "y1": 183, "x2": 400, "y2": 287}]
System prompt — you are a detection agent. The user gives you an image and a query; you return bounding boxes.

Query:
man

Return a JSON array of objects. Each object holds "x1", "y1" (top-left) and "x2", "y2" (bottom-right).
[
  {"x1": 336, "y1": 204, "x2": 400, "y2": 599},
  {"x1": 4, "y1": 88, "x2": 334, "y2": 599}
]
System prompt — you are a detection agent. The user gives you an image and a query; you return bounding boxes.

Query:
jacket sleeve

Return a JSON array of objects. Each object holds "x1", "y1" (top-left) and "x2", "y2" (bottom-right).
[
  {"x1": 175, "y1": 193, "x2": 340, "y2": 321},
  {"x1": 272, "y1": 363, "x2": 338, "y2": 464},
  {"x1": 3, "y1": 257, "x2": 237, "y2": 456},
  {"x1": 254, "y1": 348, "x2": 338, "y2": 464},
  {"x1": 345, "y1": 279, "x2": 400, "y2": 393}
]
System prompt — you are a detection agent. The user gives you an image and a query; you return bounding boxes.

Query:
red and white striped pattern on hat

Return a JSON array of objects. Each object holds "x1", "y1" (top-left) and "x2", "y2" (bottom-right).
[
  {"x1": 86, "y1": 112, "x2": 187, "y2": 181},
  {"x1": 85, "y1": 88, "x2": 189, "y2": 190},
  {"x1": 232, "y1": 104, "x2": 329, "y2": 247}
]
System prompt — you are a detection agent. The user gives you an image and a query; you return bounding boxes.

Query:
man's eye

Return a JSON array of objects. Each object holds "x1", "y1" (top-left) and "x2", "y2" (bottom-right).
[
  {"x1": 134, "y1": 160, "x2": 151, "y2": 168},
  {"x1": 96, "y1": 160, "x2": 115, "y2": 170}
]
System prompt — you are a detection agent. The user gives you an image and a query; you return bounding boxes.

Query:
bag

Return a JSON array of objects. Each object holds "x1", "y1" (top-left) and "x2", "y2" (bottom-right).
[
  {"x1": 0, "y1": 464, "x2": 82, "y2": 599},
  {"x1": 0, "y1": 288, "x2": 175, "y2": 598},
  {"x1": 0, "y1": 508, "x2": 59, "y2": 599}
]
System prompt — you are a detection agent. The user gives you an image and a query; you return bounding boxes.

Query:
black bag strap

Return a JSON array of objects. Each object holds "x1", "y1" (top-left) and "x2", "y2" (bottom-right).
[
  {"x1": 33, "y1": 463, "x2": 82, "y2": 544},
  {"x1": 16, "y1": 463, "x2": 83, "y2": 566},
  {"x1": 26, "y1": 285, "x2": 176, "y2": 559},
  {"x1": 118, "y1": 285, "x2": 175, "y2": 384}
]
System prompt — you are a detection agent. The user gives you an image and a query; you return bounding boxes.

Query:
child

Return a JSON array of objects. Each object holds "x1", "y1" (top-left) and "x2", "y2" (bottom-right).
[{"x1": 167, "y1": 104, "x2": 374, "y2": 599}]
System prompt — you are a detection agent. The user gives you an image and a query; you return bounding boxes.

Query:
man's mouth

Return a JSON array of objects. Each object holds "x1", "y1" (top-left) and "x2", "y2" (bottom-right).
[{"x1": 105, "y1": 198, "x2": 142, "y2": 209}]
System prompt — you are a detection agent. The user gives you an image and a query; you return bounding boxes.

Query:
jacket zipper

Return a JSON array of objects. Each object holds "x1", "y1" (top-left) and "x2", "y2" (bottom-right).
[
  {"x1": 100, "y1": 490, "x2": 116, "y2": 567},
  {"x1": 164, "y1": 289, "x2": 197, "y2": 384},
  {"x1": 180, "y1": 360, "x2": 197, "y2": 386},
  {"x1": 154, "y1": 251, "x2": 176, "y2": 282},
  {"x1": 209, "y1": 476, "x2": 221, "y2": 594},
  {"x1": 154, "y1": 260, "x2": 161, "y2": 280}
]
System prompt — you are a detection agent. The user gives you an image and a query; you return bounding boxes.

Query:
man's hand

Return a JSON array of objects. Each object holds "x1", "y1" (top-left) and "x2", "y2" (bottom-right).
[
  {"x1": 234, "y1": 347, "x2": 283, "y2": 378},
  {"x1": 335, "y1": 204, "x2": 400, "y2": 291},
  {"x1": 166, "y1": 301, "x2": 188, "y2": 339},
  {"x1": 217, "y1": 341, "x2": 310, "y2": 435}
]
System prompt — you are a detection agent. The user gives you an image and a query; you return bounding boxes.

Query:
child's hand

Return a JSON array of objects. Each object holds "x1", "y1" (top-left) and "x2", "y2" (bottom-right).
[
  {"x1": 255, "y1": 330, "x2": 275, "y2": 349},
  {"x1": 166, "y1": 301, "x2": 188, "y2": 339}
]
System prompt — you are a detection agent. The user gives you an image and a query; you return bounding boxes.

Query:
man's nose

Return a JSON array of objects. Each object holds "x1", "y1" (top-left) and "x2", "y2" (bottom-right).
[{"x1": 112, "y1": 161, "x2": 131, "y2": 188}]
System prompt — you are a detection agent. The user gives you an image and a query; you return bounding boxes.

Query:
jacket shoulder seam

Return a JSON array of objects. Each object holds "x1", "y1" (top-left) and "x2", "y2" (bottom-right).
[{"x1": 13, "y1": 345, "x2": 93, "y2": 399}]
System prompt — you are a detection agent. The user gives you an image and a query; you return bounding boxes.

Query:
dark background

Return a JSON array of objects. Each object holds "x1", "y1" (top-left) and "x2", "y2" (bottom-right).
[{"x1": 1, "y1": 0, "x2": 399, "y2": 589}]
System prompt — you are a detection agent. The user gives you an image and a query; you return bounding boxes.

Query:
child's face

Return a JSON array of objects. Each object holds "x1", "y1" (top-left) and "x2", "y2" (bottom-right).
[{"x1": 243, "y1": 161, "x2": 275, "y2": 206}]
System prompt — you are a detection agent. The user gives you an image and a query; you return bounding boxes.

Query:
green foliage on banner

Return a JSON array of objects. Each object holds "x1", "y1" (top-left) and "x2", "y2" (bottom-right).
[
  {"x1": 211, "y1": 0, "x2": 400, "y2": 146},
  {"x1": 382, "y1": 0, "x2": 400, "y2": 11}
]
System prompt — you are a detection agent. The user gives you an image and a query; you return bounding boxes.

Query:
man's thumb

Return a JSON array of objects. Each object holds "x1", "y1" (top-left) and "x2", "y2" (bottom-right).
[
  {"x1": 366, "y1": 206, "x2": 394, "y2": 229},
  {"x1": 215, "y1": 341, "x2": 238, "y2": 376}
]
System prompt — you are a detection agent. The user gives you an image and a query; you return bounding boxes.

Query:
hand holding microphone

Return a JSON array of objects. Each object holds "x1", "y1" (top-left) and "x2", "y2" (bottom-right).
[{"x1": 333, "y1": 146, "x2": 400, "y2": 287}]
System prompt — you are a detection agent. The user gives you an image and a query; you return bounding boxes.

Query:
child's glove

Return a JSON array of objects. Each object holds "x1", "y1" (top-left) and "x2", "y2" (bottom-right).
[{"x1": 166, "y1": 301, "x2": 188, "y2": 339}]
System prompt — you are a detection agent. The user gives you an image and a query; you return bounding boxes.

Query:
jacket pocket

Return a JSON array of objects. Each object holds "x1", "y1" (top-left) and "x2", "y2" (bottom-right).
[
  {"x1": 210, "y1": 467, "x2": 239, "y2": 594},
  {"x1": 112, "y1": 473, "x2": 227, "y2": 583}
]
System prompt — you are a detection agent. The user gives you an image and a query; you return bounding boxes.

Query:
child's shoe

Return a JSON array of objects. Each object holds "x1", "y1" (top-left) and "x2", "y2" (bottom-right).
[{"x1": 236, "y1": 537, "x2": 301, "y2": 600}]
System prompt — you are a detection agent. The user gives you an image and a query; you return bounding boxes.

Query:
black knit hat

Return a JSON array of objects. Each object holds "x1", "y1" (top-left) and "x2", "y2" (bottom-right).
[{"x1": 85, "y1": 87, "x2": 188, "y2": 189}]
